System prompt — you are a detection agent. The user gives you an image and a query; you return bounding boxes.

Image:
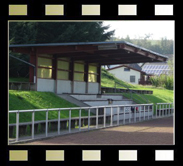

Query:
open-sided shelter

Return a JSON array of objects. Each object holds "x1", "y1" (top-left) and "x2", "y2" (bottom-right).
[{"x1": 9, "y1": 41, "x2": 168, "y2": 94}]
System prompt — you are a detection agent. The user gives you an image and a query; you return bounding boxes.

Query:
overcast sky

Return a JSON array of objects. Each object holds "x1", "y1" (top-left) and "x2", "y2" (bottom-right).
[{"x1": 103, "y1": 21, "x2": 174, "y2": 40}]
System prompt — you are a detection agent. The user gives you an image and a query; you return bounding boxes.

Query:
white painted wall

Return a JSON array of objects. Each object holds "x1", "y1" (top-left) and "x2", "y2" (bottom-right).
[
  {"x1": 88, "y1": 82, "x2": 99, "y2": 94},
  {"x1": 73, "y1": 81, "x2": 86, "y2": 93},
  {"x1": 37, "y1": 78, "x2": 55, "y2": 92},
  {"x1": 108, "y1": 67, "x2": 141, "y2": 84},
  {"x1": 57, "y1": 80, "x2": 72, "y2": 94}
]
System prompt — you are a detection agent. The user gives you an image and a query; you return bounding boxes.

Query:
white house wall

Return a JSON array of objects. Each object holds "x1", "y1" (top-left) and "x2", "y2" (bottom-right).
[{"x1": 109, "y1": 67, "x2": 141, "y2": 84}]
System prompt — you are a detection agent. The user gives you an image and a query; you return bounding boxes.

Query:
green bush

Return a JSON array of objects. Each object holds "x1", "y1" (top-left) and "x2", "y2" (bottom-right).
[{"x1": 150, "y1": 74, "x2": 173, "y2": 90}]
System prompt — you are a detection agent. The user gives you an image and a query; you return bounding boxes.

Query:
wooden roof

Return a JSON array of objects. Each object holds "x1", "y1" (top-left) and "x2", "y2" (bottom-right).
[{"x1": 9, "y1": 41, "x2": 168, "y2": 65}]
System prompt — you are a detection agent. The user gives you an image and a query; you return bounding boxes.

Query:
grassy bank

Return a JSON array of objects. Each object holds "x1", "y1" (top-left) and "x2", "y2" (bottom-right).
[
  {"x1": 9, "y1": 90, "x2": 89, "y2": 124},
  {"x1": 101, "y1": 68, "x2": 174, "y2": 104}
]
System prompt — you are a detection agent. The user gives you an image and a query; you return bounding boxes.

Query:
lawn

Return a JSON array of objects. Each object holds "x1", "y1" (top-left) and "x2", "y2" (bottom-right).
[
  {"x1": 9, "y1": 90, "x2": 89, "y2": 124},
  {"x1": 101, "y1": 68, "x2": 174, "y2": 105}
]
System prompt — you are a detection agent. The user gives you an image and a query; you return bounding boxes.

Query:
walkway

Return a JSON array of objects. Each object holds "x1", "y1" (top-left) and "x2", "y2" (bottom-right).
[{"x1": 17, "y1": 116, "x2": 173, "y2": 145}]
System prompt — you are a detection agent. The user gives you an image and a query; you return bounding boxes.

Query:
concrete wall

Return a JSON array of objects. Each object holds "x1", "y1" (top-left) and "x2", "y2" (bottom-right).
[
  {"x1": 84, "y1": 100, "x2": 133, "y2": 107},
  {"x1": 57, "y1": 80, "x2": 72, "y2": 94},
  {"x1": 73, "y1": 81, "x2": 86, "y2": 93},
  {"x1": 37, "y1": 78, "x2": 55, "y2": 92},
  {"x1": 109, "y1": 67, "x2": 141, "y2": 84},
  {"x1": 88, "y1": 82, "x2": 99, "y2": 94},
  {"x1": 71, "y1": 94, "x2": 123, "y2": 100}
]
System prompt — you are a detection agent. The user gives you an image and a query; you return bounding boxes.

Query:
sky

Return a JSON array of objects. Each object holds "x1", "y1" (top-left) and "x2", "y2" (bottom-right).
[{"x1": 103, "y1": 21, "x2": 174, "y2": 40}]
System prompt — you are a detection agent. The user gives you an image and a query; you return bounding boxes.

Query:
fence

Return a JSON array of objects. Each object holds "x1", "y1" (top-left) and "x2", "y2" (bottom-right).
[{"x1": 9, "y1": 103, "x2": 174, "y2": 144}]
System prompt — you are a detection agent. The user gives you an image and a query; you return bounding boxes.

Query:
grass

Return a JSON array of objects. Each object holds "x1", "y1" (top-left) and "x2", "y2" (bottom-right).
[
  {"x1": 9, "y1": 77, "x2": 29, "y2": 82},
  {"x1": 101, "y1": 68, "x2": 174, "y2": 105},
  {"x1": 9, "y1": 90, "x2": 90, "y2": 124}
]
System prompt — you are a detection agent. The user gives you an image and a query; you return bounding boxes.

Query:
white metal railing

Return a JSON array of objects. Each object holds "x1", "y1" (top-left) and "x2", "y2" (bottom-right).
[
  {"x1": 156, "y1": 103, "x2": 174, "y2": 118},
  {"x1": 9, "y1": 103, "x2": 173, "y2": 143}
]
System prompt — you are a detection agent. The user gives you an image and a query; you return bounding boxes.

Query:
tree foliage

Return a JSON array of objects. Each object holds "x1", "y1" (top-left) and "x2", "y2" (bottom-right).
[
  {"x1": 112, "y1": 35, "x2": 173, "y2": 55},
  {"x1": 9, "y1": 22, "x2": 115, "y2": 78},
  {"x1": 9, "y1": 22, "x2": 114, "y2": 44}
]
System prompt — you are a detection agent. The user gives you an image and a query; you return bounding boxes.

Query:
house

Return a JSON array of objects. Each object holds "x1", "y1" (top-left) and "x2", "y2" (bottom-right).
[
  {"x1": 107, "y1": 64, "x2": 152, "y2": 85},
  {"x1": 9, "y1": 41, "x2": 168, "y2": 94}
]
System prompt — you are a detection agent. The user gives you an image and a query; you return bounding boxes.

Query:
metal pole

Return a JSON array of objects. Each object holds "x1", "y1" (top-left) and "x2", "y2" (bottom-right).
[
  {"x1": 134, "y1": 106, "x2": 136, "y2": 123},
  {"x1": 148, "y1": 106, "x2": 149, "y2": 120},
  {"x1": 88, "y1": 109, "x2": 90, "y2": 130},
  {"x1": 96, "y1": 108, "x2": 98, "y2": 128},
  {"x1": 58, "y1": 109, "x2": 60, "y2": 135},
  {"x1": 32, "y1": 111, "x2": 35, "y2": 139},
  {"x1": 156, "y1": 104, "x2": 157, "y2": 118},
  {"x1": 104, "y1": 107, "x2": 106, "y2": 127},
  {"x1": 46, "y1": 109, "x2": 48, "y2": 137},
  {"x1": 117, "y1": 107, "x2": 119, "y2": 125},
  {"x1": 79, "y1": 109, "x2": 81, "y2": 131},
  {"x1": 16, "y1": 111, "x2": 19, "y2": 142},
  {"x1": 110, "y1": 107, "x2": 113, "y2": 126},
  {"x1": 169, "y1": 103, "x2": 171, "y2": 116},
  {"x1": 129, "y1": 107, "x2": 131, "y2": 123},
  {"x1": 144, "y1": 105, "x2": 145, "y2": 120},
  {"x1": 69, "y1": 109, "x2": 71, "y2": 133},
  {"x1": 123, "y1": 107, "x2": 125, "y2": 125}
]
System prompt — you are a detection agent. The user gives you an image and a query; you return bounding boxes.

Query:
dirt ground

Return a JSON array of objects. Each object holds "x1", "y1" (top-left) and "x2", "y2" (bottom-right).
[{"x1": 18, "y1": 116, "x2": 173, "y2": 145}]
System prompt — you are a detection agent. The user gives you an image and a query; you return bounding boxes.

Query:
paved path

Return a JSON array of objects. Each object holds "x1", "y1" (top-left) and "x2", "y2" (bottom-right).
[{"x1": 18, "y1": 117, "x2": 173, "y2": 145}]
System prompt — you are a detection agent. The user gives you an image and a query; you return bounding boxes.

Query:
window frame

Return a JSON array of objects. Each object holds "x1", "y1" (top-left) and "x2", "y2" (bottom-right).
[
  {"x1": 74, "y1": 61, "x2": 85, "y2": 82},
  {"x1": 37, "y1": 55, "x2": 53, "y2": 79},
  {"x1": 88, "y1": 64, "x2": 99, "y2": 83},
  {"x1": 57, "y1": 58, "x2": 71, "y2": 80},
  {"x1": 130, "y1": 75, "x2": 136, "y2": 83},
  {"x1": 124, "y1": 67, "x2": 130, "y2": 72}
]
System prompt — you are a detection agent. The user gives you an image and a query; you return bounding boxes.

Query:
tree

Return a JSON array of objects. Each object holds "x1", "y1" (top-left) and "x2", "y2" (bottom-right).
[
  {"x1": 9, "y1": 22, "x2": 115, "y2": 78},
  {"x1": 9, "y1": 22, "x2": 115, "y2": 44}
]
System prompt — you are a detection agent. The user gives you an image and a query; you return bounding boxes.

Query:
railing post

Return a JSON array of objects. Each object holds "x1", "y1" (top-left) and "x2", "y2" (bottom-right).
[
  {"x1": 16, "y1": 111, "x2": 19, "y2": 142},
  {"x1": 46, "y1": 109, "x2": 48, "y2": 137},
  {"x1": 88, "y1": 108, "x2": 90, "y2": 130},
  {"x1": 69, "y1": 109, "x2": 71, "y2": 133},
  {"x1": 117, "y1": 107, "x2": 119, "y2": 125},
  {"x1": 169, "y1": 103, "x2": 171, "y2": 116},
  {"x1": 58, "y1": 109, "x2": 60, "y2": 135},
  {"x1": 134, "y1": 106, "x2": 136, "y2": 123},
  {"x1": 79, "y1": 109, "x2": 81, "y2": 131},
  {"x1": 96, "y1": 108, "x2": 98, "y2": 128},
  {"x1": 143, "y1": 105, "x2": 145, "y2": 121},
  {"x1": 110, "y1": 107, "x2": 113, "y2": 126},
  {"x1": 129, "y1": 107, "x2": 131, "y2": 123},
  {"x1": 156, "y1": 104, "x2": 157, "y2": 118},
  {"x1": 32, "y1": 110, "x2": 35, "y2": 139},
  {"x1": 123, "y1": 107, "x2": 125, "y2": 125},
  {"x1": 148, "y1": 105, "x2": 149, "y2": 120},
  {"x1": 104, "y1": 107, "x2": 106, "y2": 127}
]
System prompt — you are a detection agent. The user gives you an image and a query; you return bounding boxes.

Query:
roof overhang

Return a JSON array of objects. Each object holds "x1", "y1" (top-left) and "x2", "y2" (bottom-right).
[{"x1": 9, "y1": 41, "x2": 168, "y2": 65}]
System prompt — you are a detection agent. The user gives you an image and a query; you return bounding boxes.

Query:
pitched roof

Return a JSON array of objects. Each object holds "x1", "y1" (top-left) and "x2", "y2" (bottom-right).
[{"x1": 107, "y1": 63, "x2": 146, "y2": 74}]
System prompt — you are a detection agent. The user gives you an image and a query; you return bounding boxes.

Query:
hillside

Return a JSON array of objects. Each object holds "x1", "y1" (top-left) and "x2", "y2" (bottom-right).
[
  {"x1": 101, "y1": 68, "x2": 174, "y2": 104},
  {"x1": 9, "y1": 90, "x2": 89, "y2": 123}
]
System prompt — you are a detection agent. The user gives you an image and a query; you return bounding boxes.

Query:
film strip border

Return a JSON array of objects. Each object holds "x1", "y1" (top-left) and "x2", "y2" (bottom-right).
[
  {"x1": 8, "y1": 149, "x2": 176, "y2": 162},
  {"x1": 8, "y1": 4, "x2": 174, "y2": 16}
]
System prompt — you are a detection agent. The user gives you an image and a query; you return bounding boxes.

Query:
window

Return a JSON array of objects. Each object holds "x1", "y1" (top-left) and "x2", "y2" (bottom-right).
[
  {"x1": 124, "y1": 67, "x2": 130, "y2": 71},
  {"x1": 37, "y1": 55, "x2": 53, "y2": 79},
  {"x1": 88, "y1": 64, "x2": 98, "y2": 82},
  {"x1": 74, "y1": 62, "x2": 85, "y2": 81},
  {"x1": 130, "y1": 76, "x2": 135, "y2": 83},
  {"x1": 57, "y1": 58, "x2": 70, "y2": 80}
]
